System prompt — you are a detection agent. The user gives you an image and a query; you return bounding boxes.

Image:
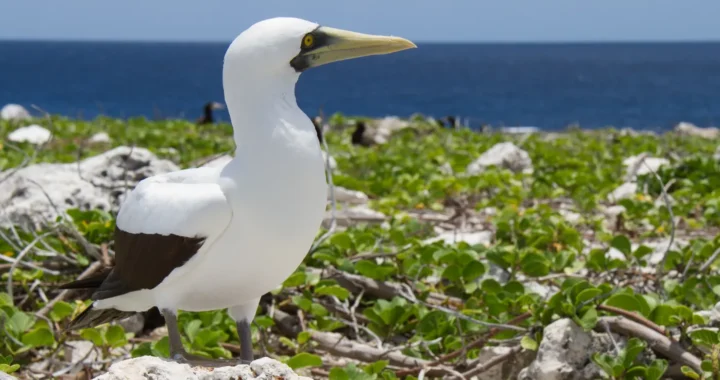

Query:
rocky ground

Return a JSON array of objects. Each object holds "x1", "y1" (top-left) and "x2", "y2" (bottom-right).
[{"x1": 2, "y1": 104, "x2": 720, "y2": 379}]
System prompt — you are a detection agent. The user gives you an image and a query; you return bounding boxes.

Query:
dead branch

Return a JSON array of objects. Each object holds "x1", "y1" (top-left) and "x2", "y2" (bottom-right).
[
  {"x1": 597, "y1": 316, "x2": 701, "y2": 373},
  {"x1": 460, "y1": 345, "x2": 522, "y2": 378},
  {"x1": 395, "y1": 312, "x2": 531, "y2": 377},
  {"x1": 597, "y1": 304, "x2": 669, "y2": 338}
]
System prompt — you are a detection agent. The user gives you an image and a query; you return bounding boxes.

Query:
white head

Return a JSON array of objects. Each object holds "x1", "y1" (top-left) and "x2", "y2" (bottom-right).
[{"x1": 222, "y1": 17, "x2": 415, "y2": 145}]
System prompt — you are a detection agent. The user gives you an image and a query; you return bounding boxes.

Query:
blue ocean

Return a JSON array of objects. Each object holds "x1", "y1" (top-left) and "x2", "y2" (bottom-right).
[{"x1": 0, "y1": 40, "x2": 718, "y2": 131}]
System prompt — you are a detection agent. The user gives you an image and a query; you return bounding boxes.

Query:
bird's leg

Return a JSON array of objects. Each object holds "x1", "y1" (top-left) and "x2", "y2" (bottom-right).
[
  {"x1": 161, "y1": 308, "x2": 225, "y2": 367},
  {"x1": 161, "y1": 308, "x2": 249, "y2": 367},
  {"x1": 236, "y1": 320, "x2": 254, "y2": 363},
  {"x1": 161, "y1": 308, "x2": 188, "y2": 361},
  {"x1": 228, "y1": 300, "x2": 260, "y2": 364}
]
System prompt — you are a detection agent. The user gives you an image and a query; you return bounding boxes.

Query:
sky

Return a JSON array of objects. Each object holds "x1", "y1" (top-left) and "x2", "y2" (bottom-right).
[{"x1": 1, "y1": 0, "x2": 720, "y2": 43}]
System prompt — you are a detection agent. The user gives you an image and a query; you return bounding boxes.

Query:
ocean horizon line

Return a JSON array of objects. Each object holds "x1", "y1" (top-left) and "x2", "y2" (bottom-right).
[{"x1": 1, "y1": 37, "x2": 720, "y2": 45}]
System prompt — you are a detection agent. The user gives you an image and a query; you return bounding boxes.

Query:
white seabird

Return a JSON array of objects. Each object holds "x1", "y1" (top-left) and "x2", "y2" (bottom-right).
[{"x1": 60, "y1": 17, "x2": 415, "y2": 365}]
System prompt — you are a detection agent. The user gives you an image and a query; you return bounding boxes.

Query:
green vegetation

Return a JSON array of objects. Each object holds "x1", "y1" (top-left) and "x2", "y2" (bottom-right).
[{"x1": 2, "y1": 115, "x2": 720, "y2": 379}]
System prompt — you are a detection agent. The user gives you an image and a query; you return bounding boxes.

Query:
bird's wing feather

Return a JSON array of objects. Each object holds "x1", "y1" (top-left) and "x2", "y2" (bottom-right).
[{"x1": 90, "y1": 173, "x2": 232, "y2": 300}]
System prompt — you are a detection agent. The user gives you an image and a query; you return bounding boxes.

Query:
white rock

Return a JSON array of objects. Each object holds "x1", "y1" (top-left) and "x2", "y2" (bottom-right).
[
  {"x1": 67, "y1": 340, "x2": 100, "y2": 364},
  {"x1": 482, "y1": 263, "x2": 510, "y2": 284},
  {"x1": 7, "y1": 125, "x2": 51, "y2": 145},
  {"x1": 439, "y1": 162, "x2": 453, "y2": 175},
  {"x1": 0, "y1": 146, "x2": 179, "y2": 228},
  {"x1": 608, "y1": 182, "x2": 637, "y2": 202},
  {"x1": 466, "y1": 142, "x2": 533, "y2": 175},
  {"x1": 88, "y1": 132, "x2": 111, "y2": 144},
  {"x1": 326, "y1": 204, "x2": 386, "y2": 227},
  {"x1": 500, "y1": 126, "x2": 539, "y2": 134},
  {"x1": 471, "y1": 346, "x2": 534, "y2": 380},
  {"x1": 642, "y1": 238, "x2": 688, "y2": 265},
  {"x1": 423, "y1": 230, "x2": 493, "y2": 247},
  {"x1": 518, "y1": 319, "x2": 607, "y2": 380},
  {"x1": 605, "y1": 247, "x2": 627, "y2": 261},
  {"x1": 675, "y1": 121, "x2": 719, "y2": 139},
  {"x1": 525, "y1": 281, "x2": 553, "y2": 298},
  {"x1": 622, "y1": 154, "x2": 669, "y2": 178},
  {"x1": 332, "y1": 186, "x2": 368, "y2": 205},
  {"x1": 558, "y1": 208, "x2": 582, "y2": 224},
  {"x1": 0, "y1": 104, "x2": 30, "y2": 121},
  {"x1": 698, "y1": 301, "x2": 720, "y2": 325},
  {"x1": 93, "y1": 356, "x2": 312, "y2": 380}
]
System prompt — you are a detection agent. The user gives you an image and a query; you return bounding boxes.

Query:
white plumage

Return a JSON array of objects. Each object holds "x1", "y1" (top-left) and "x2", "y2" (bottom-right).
[{"x1": 63, "y1": 16, "x2": 415, "y2": 365}]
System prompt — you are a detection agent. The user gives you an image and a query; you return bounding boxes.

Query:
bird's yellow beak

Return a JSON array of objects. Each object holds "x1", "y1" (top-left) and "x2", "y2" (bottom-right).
[{"x1": 291, "y1": 26, "x2": 416, "y2": 71}]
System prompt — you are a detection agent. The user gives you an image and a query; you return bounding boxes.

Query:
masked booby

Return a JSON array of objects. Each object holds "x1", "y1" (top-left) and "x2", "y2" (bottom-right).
[{"x1": 60, "y1": 17, "x2": 415, "y2": 365}]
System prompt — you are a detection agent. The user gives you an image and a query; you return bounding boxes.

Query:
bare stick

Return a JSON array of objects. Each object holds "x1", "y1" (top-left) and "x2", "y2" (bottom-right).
[
  {"x1": 597, "y1": 316, "x2": 701, "y2": 373},
  {"x1": 396, "y1": 312, "x2": 531, "y2": 377},
  {"x1": 642, "y1": 161, "x2": 675, "y2": 281},
  {"x1": 597, "y1": 304, "x2": 668, "y2": 338},
  {"x1": 699, "y1": 246, "x2": 720, "y2": 273},
  {"x1": 310, "y1": 135, "x2": 337, "y2": 252},
  {"x1": 7, "y1": 231, "x2": 53, "y2": 299}
]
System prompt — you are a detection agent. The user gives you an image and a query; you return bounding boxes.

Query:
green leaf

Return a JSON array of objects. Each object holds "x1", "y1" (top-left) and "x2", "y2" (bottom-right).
[
  {"x1": 131, "y1": 342, "x2": 153, "y2": 358},
  {"x1": 315, "y1": 285, "x2": 351, "y2": 301},
  {"x1": 80, "y1": 328, "x2": 105, "y2": 346},
  {"x1": 442, "y1": 264, "x2": 463, "y2": 282},
  {"x1": 50, "y1": 301, "x2": 75, "y2": 322},
  {"x1": 650, "y1": 304, "x2": 678, "y2": 326},
  {"x1": 0, "y1": 293, "x2": 13, "y2": 307},
  {"x1": 623, "y1": 338, "x2": 646, "y2": 368},
  {"x1": 521, "y1": 260, "x2": 550, "y2": 277},
  {"x1": 604, "y1": 293, "x2": 643, "y2": 314},
  {"x1": 283, "y1": 271, "x2": 307, "y2": 287},
  {"x1": 574, "y1": 288, "x2": 602, "y2": 305},
  {"x1": 462, "y1": 261, "x2": 486, "y2": 281},
  {"x1": 363, "y1": 360, "x2": 388, "y2": 374},
  {"x1": 689, "y1": 329, "x2": 719, "y2": 347},
  {"x1": 680, "y1": 365, "x2": 700, "y2": 379},
  {"x1": 577, "y1": 307, "x2": 598, "y2": 330},
  {"x1": 646, "y1": 359, "x2": 668, "y2": 380},
  {"x1": 7, "y1": 311, "x2": 34, "y2": 334},
  {"x1": 0, "y1": 364, "x2": 20, "y2": 374},
  {"x1": 520, "y1": 335, "x2": 538, "y2": 351},
  {"x1": 104, "y1": 325, "x2": 128, "y2": 348},
  {"x1": 184, "y1": 320, "x2": 202, "y2": 342},
  {"x1": 610, "y1": 235, "x2": 632, "y2": 256},
  {"x1": 297, "y1": 331, "x2": 311, "y2": 344},
  {"x1": 22, "y1": 327, "x2": 55, "y2": 347},
  {"x1": 286, "y1": 352, "x2": 323, "y2": 369},
  {"x1": 329, "y1": 367, "x2": 350, "y2": 380},
  {"x1": 330, "y1": 233, "x2": 353, "y2": 251},
  {"x1": 152, "y1": 337, "x2": 170, "y2": 358}
]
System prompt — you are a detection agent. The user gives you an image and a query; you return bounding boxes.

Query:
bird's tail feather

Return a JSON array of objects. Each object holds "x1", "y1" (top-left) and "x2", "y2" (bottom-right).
[
  {"x1": 65, "y1": 303, "x2": 135, "y2": 331},
  {"x1": 58, "y1": 270, "x2": 111, "y2": 290}
]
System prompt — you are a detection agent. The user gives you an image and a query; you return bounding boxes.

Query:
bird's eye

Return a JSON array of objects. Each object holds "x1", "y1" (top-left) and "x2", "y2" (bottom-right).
[{"x1": 303, "y1": 34, "x2": 314, "y2": 48}]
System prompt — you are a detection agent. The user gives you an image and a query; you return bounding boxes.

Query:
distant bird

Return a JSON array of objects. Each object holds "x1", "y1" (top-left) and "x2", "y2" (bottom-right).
[
  {"x1": 196, "y1": 101, "x2": 225, "y2": 125},
  {"x1": 60, "y1": 17, "x2": 415, "y2": 366},
  {"x1": 436, "y1": 115, "x2": 457, "y2": 128},
  {"x1": 351, "y1": 121, "x2": 372, "y2": 146}
]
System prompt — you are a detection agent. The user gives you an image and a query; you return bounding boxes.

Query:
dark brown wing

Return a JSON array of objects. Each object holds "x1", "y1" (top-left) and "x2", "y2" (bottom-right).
[{"x1": 90, "y1": 226, "x2": 206, "y2": 300}]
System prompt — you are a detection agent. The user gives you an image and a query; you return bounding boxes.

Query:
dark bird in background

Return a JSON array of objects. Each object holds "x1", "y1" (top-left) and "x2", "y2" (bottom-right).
[
  {"x1": 351, "y1": 121, "x2": 372, "y2": 146},
  {"x1": 196, "y1": 101, "x2": 225, "y2": 125},
  {"x1": 436, "y1": 115, "x2": 457, "y2": 128}
]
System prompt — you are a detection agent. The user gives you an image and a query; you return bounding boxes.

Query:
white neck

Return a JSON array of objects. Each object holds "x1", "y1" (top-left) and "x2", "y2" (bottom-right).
[{"x1": 223, "y1": 68, "x2": 312, "y2": 150}]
